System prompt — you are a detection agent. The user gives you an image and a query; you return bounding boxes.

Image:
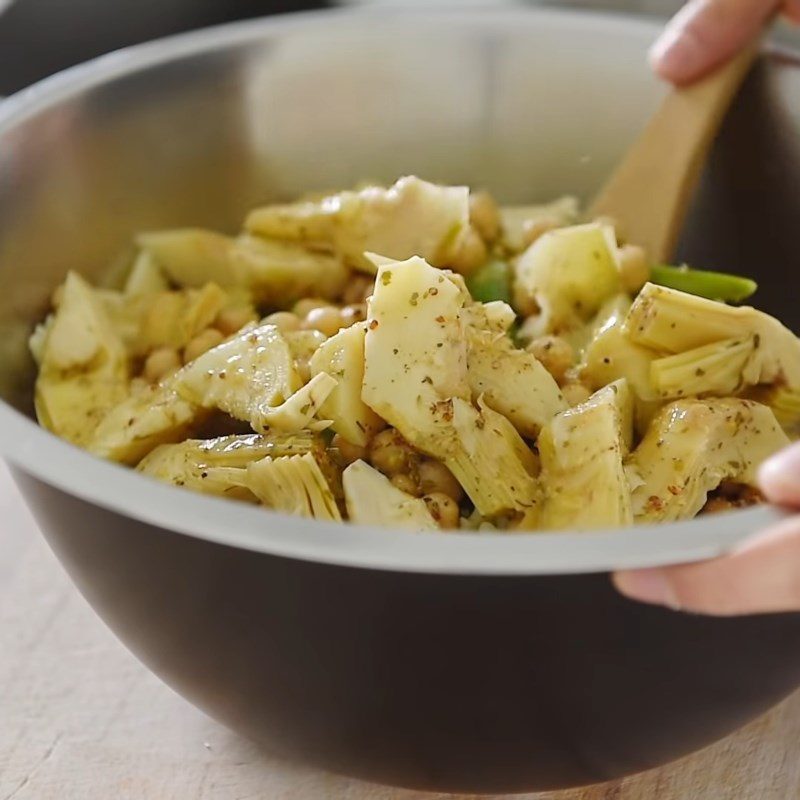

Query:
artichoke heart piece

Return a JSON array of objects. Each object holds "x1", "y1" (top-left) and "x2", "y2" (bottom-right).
[
  {"x1": 138, "y1": 229, "x2": 347, "y2": 303},
  {"x1": 258, "y1": 372, "x2": 338, "y2": 433},
  {"x1": 628, "y1": 399, "x2": 789, "y2": 523},
  {"x1": 88, "y1": 382, "x2": 202, "y2": 465},
  {"x1": 538, "y1": 380, "x2": 634, "y2": 530},
  {"x1": 33, "y1": 272, "x2": 129, "y2": 447},
  {"x1": 447, "y1": 397, "x2": 540, "y2": 520},
  {"x1": 513, "y1": 222, "x2": 622, "y2": 335},
  {"x1": 499, "y1": 196, "x2": 580, "y2": 253},
  {"x1": 343, "y1": 460, "x2": 439, "y2": 531},
  {"x1": 581, "y1": 296, "x2": 657, "y2": 398},
  {"x1": 39, "y1": 272, "x2": 127, "y2": 374},
  {"x1": 124, "y1": 250, "x2": 169, "y2": 296},
  {"x1": 308, "y1": 323, "x2": 386, "y2": 446},
  {"x1": 650, "y1": 337, "x2": 756, "y2": 400},
  {"x1": 137, "y1": 431, "x2": 318, "y2": 501},
  {"x1": 245, "y1": 176, "x2": 470, "y2": 272},
  {"x1": 746, "y1": 386, "x2": 800, "y2": 437},
  {"x1": 466, "y1": 328, "x2": 566, "y2": 438},
  {"x1": 246, "y1": 453, "x2": 341, "y2": 521},
  {"x1": 362, "y1": 255, "x2": 470, "y2": 450},
  {"x1": 174, "y1": 322, "x2": 301, "y2": 429},
  {"x1": 140, "y1": 283, "x2": 228, "y2": 353},
  {"x1": 625, "y1": 283, "x2": 800, "y2": 389},
  {"x1": 363, "y1": 255, "x2": 538, "y2": 518}
]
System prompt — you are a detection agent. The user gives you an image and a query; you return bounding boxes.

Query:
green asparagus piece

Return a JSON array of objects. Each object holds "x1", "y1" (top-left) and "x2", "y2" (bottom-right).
[
  {"x1": 466, "y1": 259, "x2": 513, "y2": 305},
  {"x1": 651, "y1": 264, "x2": 757, "y2": 303}
]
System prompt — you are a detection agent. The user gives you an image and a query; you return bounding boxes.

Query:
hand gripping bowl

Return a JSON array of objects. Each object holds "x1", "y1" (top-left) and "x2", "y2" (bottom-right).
[{"x1": 3, "y1": 8, "x2": 800, "y2": 794}]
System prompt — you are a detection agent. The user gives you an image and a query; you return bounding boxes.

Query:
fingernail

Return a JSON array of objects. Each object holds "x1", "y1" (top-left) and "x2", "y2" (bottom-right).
[
  {"x1": 649, "y1": 28, "x2": 706, "y2": 83},
  {"x1": 759, "y1": 442, "x2": 800, "y2": 501},
  {"x1": 613, "y1": 569, "x2": 681, "y2": 610}
]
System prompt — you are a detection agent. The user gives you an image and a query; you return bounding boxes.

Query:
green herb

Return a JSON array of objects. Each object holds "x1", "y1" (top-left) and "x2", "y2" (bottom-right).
[{"x1": 651, "y1": 264, "x2": 757, "y2": 304}]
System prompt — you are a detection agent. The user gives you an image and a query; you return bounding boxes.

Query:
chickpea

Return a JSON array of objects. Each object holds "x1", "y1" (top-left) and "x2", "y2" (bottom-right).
[
  {"x1": 561, "y1": 381, "x2": 592, "y2": 407},
  {"x1": 340, "y1": 303, "x2": 367, "y2": 328},
  {"x1": 527, "y1": 336, "x2": 575, "y2": 384},
  {"x1": 449, "y1": 226, "x2": 488, "y2": 275},
  {"x1": 469, "y1": 190, "x2": 501, "y2": 243},
  {"x1": 332, "y1": 434, "x2": 367, "y2": 466},
  {"x1": 293, "y1": 297, "x2": 331, "y2": 318},
  {"x1": 302, "y1": 305, "x2": 344, "y2": 338},
  {"x1": 183, "y1": 328, "x2": 225, "y2": 364},
  {"x1": 368, "y1": 428, "x2": 417, "y2": 477},
  {"x1": 263, "y1": 311, "x2": 301, "y2": 334},
  {"x1": 618, "y1": 244, "x2": 650, "y2": 293},
  {"x1": 703, "y1": 496, "x2": 734, "y2": 515},
  {"x1": 391, "y1": 473, "x2": 420, "y2": 497},
  {"x1": 423, "y1": 493, "x2": 461, "y2": 529},
  {"x1": 417, "y1": 459, "x2": 463, "y2": 502},
  {"x1": 143, "y1": 346, "x2": 181, "y2": 383},
  {"x1": 215, "y1": 306, "x2": 254, "y2": 336},
  {"x1": 295, "y1": 357, "x2": 312, "y2": 384},
  {"x1": 342, "y1": 275, "x2": 374, "y2": 306},
  {"x1": 521, "y1": 215, "x2": 559, "y2": 249}
]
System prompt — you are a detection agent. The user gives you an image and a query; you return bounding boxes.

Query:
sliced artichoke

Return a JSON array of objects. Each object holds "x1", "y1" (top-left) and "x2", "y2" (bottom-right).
[
  {"x1": 258, "y1": 372, "x2": 338, "y2": 433},
  {"x1": 746, "y1": 386, "x2": 800, "y2": 438},
  {"x1": 88, "y1": 382, "x2": 201, "y2": 465},
  {"x1": 447, "y1": 397, "x2": 540, "y2": 519},
  {"x1": 625, "y1": 283, "x2": 800, "y2": 389},
  {"x1": 137, "y1": 431, "x2": 318, "y2": 501},
  {"x1": 124, "y1": 250, "x2": 169, "y2": 296},
  {"x1": 514, "y1": 222, "x2": 622, "y2": 335},
  {"x1": 140, "y1": 283, "x2": 228, "y2": 353},
  {"x1": 246, "y1": 453, "x2": 341, "y2": 521},
  {"x1": 33, "y1": 272, "x2": 129, "y2": 447},
  {"x1": 538, "y1": 380, "x2": 634, "y2": 530},
  {"x1": 362, "y1": 255, "x2": 538, "y2": 518},
  {"x1": 246, "y1": 176, "x2": 469, "y2": 272},
  {"x1": 466, "y1": 327, "x2": 566, "y2": 437},
  {"x1": 628, "y1": 399, "x2": 789, "y2": 523},
  {"x1": 499, "y1": 196, "x2": 580, "y2": 253},
  {"x1": 362, "y1": 255, "x2": 471, "y2": 450},
  {"x1": 342, "y1": 460, "x2": 438, "y2": 531},
  {"x1": 308, "y1": 322, "x2": 386, "y2": 446},
  {"x1": 138, "y1": 229, "x2": 347, "y2": 303},
  {"x1": 174, "y1": 322, "x2": 301, "y2": 428},
  {"x1": 650, "y1": 336, "x2": 756, "y2": 400},
  {"x1": 137, "y1": 228, "x2": 237, "y2": 287}
]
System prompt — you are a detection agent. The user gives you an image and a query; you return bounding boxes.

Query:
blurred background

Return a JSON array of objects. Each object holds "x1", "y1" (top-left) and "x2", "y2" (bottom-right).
[
  {"x1": 0, "y1": 0, "x2": 799, "y2": 96},
  {"x1": 0, "y1": 0, "x2": 681, "y2": 96}
]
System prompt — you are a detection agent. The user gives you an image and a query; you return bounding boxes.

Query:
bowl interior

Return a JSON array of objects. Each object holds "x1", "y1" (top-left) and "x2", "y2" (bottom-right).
[
  {"x1": 0, "y1": 8, "x2": 671, "y2": 410},
  {"x1": 0, "y1": 8, "x2": 798, "y2": 573}
]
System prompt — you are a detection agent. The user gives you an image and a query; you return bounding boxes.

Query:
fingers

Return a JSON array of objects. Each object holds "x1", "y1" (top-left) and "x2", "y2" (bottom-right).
[
  {"x1": 785, "y1": 0, "x2": 800, "y2": 24},
  {"x1": 651, "y1": 0, "x2": 779, "y2": 85},
  {"x1": 613, "y1": 516, "x2": 800, "y2": 615},
  {"x1": 759, "y1": 441, "x2": 800, "y2": 506}
]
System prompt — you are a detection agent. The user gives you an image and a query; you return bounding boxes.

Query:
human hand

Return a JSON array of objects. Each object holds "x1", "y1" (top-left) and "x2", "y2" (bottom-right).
[
  {"x1": 651, "y1": 0, "x2": 800, "y2": 85},
  {"x1": 613, "y1": 443, "x2": 800, "y2": 616}
]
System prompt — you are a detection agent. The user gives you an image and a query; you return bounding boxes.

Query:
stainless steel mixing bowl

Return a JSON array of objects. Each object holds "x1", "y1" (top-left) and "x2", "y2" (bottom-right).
[{"x1": 2, "y1": 8, "x2": 800, "y2": 793}]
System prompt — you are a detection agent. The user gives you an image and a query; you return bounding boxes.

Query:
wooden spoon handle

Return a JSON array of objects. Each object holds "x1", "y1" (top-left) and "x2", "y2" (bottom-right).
[{"x1": 588, "y1": 39, "x2": 761, "y2": 264}]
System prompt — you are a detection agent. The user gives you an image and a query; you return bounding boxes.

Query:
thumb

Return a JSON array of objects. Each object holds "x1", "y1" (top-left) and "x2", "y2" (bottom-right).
[
  {"x1": 651, "y1": 0, "x2": 778, "y2": 86},
  {"x1": 613, "y1": 518, "x2": 800, "y2": 615}
]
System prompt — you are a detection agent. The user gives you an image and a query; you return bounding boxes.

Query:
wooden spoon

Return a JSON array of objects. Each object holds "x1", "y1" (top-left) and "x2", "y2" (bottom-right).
[{"x1": 588, "y1": 39, "x2": 762, "y2": 264}]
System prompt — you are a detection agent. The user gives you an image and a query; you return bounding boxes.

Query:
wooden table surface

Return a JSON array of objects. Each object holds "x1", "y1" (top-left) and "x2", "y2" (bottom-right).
[{"x1": 2, "y1": 462, "x2": 800, "y2": 800}]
